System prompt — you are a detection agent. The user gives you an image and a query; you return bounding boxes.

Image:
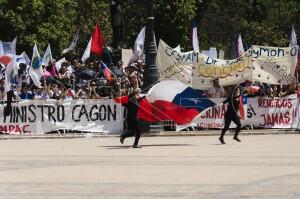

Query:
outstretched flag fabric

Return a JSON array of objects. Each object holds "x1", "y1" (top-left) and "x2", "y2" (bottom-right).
[
  {"x1": 42, "y1": 44, "x2": 52, "y2": 66},
  {"x1": 238, "y1": 95, "x2": 247, "y2": 120},
  {"x1": 29, "y1": 44, "x2": 43, "y2": 87},
  {"x1": 100, "y1": 61, "x2": 112, "y2": 82},
  {"x1": 128, "y1": 27, "x2": 146, "y2": 65},
  {"x1": 91, "y1": 23, "x2": 105, "y2": 56},
  {"x1": 81, "y1": 37, "x2": 92, "y2": 63},
  {"x1": 137, "y1": 80, "x2": 216, "y2": 125},
  {"x1": 62, "y1": 30, "x2": 79, "y2": 54},
  {"x1": 0, "y1": 41, "x2": 4, "y2": 56},
  {"x1": 192, "y1": 20, "x2": 199, "y2": 52},
  {"x1": 4, "y1": 54, "x2": 17, "y2": 92},
  {"x1": 0, "y1": 37, "x2": 17, "y2": 55},
  {"x1": 81, "y1": 23, "x2": 105, "y2": 63},
  {"x1": 236, "y1": 33, "x2": 245, "y2": 56},
  {"x1": 289, "y1": 25, "x2": 297, "y2": 47}
]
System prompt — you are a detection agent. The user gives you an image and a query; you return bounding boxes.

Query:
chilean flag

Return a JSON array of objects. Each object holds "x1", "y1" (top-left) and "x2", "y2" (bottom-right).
[
  {"x1": 137, "y1": 80, "x2": 215, "y2": 125},
  {"x1": 238, "y1": 95, "x2": 247, "y2": 120},
  {"x1": 100, "y1": 61, "x2": 112, "y2": 82}
]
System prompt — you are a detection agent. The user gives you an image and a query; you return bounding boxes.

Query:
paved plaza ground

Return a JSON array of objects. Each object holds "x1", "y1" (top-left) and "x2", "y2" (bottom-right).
[{"x1": 0, "y1": 133, "x2": 300, "y2": 199}]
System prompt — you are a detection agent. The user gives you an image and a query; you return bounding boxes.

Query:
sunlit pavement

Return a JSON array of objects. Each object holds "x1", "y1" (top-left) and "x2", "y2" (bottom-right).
[{"x1": 0, "y1": 134, "x2": 299, "y2": 199}]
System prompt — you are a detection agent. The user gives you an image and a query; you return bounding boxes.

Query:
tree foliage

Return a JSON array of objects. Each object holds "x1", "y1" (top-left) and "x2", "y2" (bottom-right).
[{"x1": 0, "y1": 0, "x2": 299, "y2": 58}]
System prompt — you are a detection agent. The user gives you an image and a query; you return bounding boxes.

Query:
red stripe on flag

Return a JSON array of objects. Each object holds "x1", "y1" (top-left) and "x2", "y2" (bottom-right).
[
  {"x1": 137, "y1": 99, "x2": 199, "y2": 125},
  {"x1": 114, "y1": 96, "x2": 128, "y2": 104},
  {"x1": 238, "y1": 96, "x2": 245, "y2": 120}
]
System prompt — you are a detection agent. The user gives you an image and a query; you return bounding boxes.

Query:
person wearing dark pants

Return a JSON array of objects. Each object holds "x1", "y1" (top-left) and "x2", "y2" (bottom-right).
[
  {"x1": 120, "y1": 89, "x2": 143, "y2": 148},
  {"x1": 219, "y1": 87, "x2": 242, "y2": 144}
]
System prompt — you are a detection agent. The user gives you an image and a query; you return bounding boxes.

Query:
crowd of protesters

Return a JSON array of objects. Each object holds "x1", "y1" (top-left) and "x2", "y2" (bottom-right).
[
  {"x1": 0, "y1": 53, "x2": 145, "y2": 101},
  {"x1": 0, "y1": 51, "x2": 299, "y2": 101},
  {"x1": 205, "y1": 79, "x2": 300, "y2": 99}
]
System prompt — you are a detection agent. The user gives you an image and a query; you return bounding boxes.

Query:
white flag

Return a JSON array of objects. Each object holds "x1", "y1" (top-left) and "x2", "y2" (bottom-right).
[
  {"x1": 209, "y1": 47, "x2": 218, "y2": 59},
  {"x1": 0, "y1": 41, "x2": 4, "y2": 56},
  {"x1": 4, "y1": 54, "x2": 18, "y2": 92},
  {"x1": 1, "y1": 37, "x2": 17, "y2": 55},
  {"x1": 55, "y1": 57, "x2": 66, "y2": 72},
  {"x1": 128, "y1": 27, "x2": 145, "y2": 65},
  {"x1": 218, "y1": 49, "x2": 225, "y2": 59},
  {"x1": 16, "y1": 54, "x2": 27, "y2": 66},
  {"x1": 29, "y1": 44, "x2": 43, "y2": 87},
  {"x1": 192, "y1": 21, "x2": 199, "y2": 52},
  {"x1": 236, "y1": 33, "x2": 245, "y2": 56},
  {"x1": 42, "y1": 44, "x2": 52, "y2": 66},
  {"x1": 62, "y1": 30, "x2": 79, "y2": 54},
  {"x1": 21, "y1": 51, "x2": 31, "y2": 65},
  {"x1": 289, "y1": 25, "x2": 297, "y2": 47},
  {"x1": 81, "y1": 37, "x2": 92, "y2": 63},
  {"x1": 134, "y1": 27, "x2": 145, "y2": 57}
]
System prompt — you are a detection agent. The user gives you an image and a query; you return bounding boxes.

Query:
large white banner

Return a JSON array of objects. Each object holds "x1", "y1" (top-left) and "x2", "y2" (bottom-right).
[
  {"x1": 194, "y1": 45, "x2": 298, "y2": 86},
  {"x1": 0, "y1": 99, "x2": 123, "y2": 134},
  {"x1": 178, "y1": 94, "x2": 300, "y2": 130},
  {"x1": 157, "y1": 40, "x2": 213, "y2": 89},
  {"x1": 157, "y1": 40, "x2": 299, "y2": 87}
]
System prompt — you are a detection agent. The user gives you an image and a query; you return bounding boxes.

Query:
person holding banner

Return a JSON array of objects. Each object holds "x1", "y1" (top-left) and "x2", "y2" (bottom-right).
[
  {"x1": 120, "y1": 88, "x2": 144, "y2": 148},
  {"x1": 219, "y1": 87, "x2": 243, "y2": 144}
]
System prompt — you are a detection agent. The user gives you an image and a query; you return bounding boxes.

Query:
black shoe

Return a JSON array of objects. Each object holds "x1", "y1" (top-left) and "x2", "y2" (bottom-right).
[
  {"x1": 133, "y1": 145, "x2": 142, "y2": 148},
  {"x1": 120, "y1": 135, "x2": 125, "y2": 144},
  {"x1": 233, "y1": 137, "x2": 241, "y2": 142},
  {"x1": 219, "y1": 137, "x2": 225, "y2": 144}
]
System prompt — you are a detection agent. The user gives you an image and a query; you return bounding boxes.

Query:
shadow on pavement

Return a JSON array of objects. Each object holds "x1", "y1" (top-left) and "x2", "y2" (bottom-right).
[{"x1": 100, "y1": 144, "x2": 194, "y2": 149}]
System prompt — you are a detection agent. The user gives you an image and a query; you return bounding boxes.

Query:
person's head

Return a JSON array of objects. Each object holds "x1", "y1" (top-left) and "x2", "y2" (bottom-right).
[
  {"x1": 213, "y1": 79, "x2": 220, "y2": 87},
  {"x1": 89, "y1": 61, "x2": 95, "y2": 69},
  {"x1": 21, "y1": 84, "x2": 29, "y2": 92},
  {"x1": 37, "y1": 86, "x2": 43, "y2": 93},
  {"x1": 234, "y1": 86, "x2": 241, "y2": 97},
  {"x1": 129, "y1": 73, "x2": 138, "y2": 85},
  {"x1": 132, "y1": 88, "x2": 141, "y2": 96},
  {"x1": 297, "y1": 84, "x2": 300, "y2": 91},
  {"x1": 272, "y1": 85, "x2": 278, "y2": 91},
  {"x1": 91, "y1": 81, "x2": 97, "y2": 88},
  {"x1": 117, "y1": 60, "x2": 123, "y2": 68},
  {"x1": 49, "y1": 59, "x2": 56, "y2": 67},
  {"x1": 60, "y1": 66, "x2": 67, "y2": 74}
]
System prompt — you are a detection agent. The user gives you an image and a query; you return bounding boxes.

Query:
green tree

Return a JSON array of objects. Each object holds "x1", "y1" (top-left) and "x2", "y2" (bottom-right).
[{"x1": 0, "y1": 0, "x2": 299, "y2": 59}]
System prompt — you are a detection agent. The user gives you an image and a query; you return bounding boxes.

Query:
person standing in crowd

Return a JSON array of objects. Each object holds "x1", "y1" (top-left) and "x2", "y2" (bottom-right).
[
  {"x1": 18, "y1": 84, "x2": 34, "y2": 100},
  {"x1": 296, "y1": 83, "x2": 300, "y2": 97},
  {"x1": 120, "y1": 88, "x2": 144, "y2": 148},
  {"x1": 206, "y1": 79, "x2": 225, "y2": 98},
  {"x1": 46, "y1": 59, "x2": 59, "y2": 77},
  {"x1": 219, "y1": 86, "x2": 243, "y2": 144}
]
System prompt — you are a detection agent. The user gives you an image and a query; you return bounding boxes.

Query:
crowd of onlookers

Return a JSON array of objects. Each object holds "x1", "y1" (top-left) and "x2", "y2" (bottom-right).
[
  {"x1": 205, "y1": 79, "x2": 300, "y2": 98},
  {"x1": 0, "y1": 55, "x2": 145, "y2": 101},
  {"x1": 0, "y1": 54, "x2": 299, "y2": 101}
]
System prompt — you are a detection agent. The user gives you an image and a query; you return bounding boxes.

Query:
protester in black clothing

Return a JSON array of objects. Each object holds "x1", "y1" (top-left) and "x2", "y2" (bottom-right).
[
  {"x1": 120, "y1": 88, "x2": 143, "y2": 148},
  {"x1": 219, "y1": 87, "x2": 242, "y2": 144}
]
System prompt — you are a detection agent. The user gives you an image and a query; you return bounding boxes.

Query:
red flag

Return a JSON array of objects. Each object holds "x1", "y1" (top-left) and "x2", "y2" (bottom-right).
[
  {"x1": 91, "y1": 23, "x2": 105, "y2": 56},
  {"x1": 114, "y1": 96, "x2": 128, "y2": 104}
]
